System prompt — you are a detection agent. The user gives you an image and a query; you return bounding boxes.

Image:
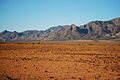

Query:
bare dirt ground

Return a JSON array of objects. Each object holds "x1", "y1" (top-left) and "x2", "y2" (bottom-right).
[{"x1": 0, "y1": 40, "x2": 120, "y2": 80}]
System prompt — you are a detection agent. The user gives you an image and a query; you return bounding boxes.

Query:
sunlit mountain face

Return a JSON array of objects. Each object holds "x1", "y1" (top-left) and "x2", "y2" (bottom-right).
[{"x1": 0, "y1": 18, "x2": 120, "y2": 41}]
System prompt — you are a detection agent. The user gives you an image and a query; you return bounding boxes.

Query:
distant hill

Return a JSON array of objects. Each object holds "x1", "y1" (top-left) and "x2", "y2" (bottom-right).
[{"x1": 0, "y1": 17, "x2": 120, "y2": 41}]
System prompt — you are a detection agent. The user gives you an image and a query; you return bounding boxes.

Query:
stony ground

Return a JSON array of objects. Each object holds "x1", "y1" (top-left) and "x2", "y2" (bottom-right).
[{"x1": 0, "y1": 40, "x2": 120, "y2": 80}]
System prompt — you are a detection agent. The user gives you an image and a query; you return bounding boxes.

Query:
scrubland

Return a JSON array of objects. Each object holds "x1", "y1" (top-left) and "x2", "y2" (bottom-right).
[{"x1": 0, "y1": 40, "x2": 120, "y2": 80}]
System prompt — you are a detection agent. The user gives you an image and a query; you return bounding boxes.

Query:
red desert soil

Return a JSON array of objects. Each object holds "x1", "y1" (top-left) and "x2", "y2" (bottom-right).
[{"x1": 0, "y1": 40, "x2": 120, "y2": 80}]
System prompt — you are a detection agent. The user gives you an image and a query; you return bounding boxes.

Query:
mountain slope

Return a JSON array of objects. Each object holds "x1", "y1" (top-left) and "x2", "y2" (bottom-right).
[{"x1": 0, "y1": 17, "x2": 120, "y2": 41}]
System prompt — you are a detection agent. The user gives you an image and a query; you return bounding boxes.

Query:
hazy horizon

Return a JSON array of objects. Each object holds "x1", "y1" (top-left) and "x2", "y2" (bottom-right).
[
  {"x1": 0, "y1": 17, "x2": 120, "y2": 33},
  {"x1": 0, "y1": 0, "x2": 120, "y2": 32}
]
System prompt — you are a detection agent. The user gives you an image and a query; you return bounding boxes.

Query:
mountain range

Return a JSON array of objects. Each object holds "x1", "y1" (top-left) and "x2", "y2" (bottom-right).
[{"x1": 0, "y1": 17, "x2": 120, "y2": 41}]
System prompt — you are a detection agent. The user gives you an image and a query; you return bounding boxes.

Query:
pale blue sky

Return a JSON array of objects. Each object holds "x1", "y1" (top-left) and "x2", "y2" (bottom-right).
[{"x1": 0, "y1": 0, "x2": 120, "y2": 32}]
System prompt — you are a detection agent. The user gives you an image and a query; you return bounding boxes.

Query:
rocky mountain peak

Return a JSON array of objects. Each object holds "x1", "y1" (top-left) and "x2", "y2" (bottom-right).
[
  {"x1": 70, "y1": 24, "x2": 77, "y2": 32},
  {"x1": 0, "y1": 17, "x2": 120, "y2": 41},
  {"x1": 1, "y1": 30, "x2": 9, "y2": 34}
]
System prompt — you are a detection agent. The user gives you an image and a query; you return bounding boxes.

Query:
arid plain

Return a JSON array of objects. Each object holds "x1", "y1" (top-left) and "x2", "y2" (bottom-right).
[{"x1": 0, "y1": 40, "x2": 120, "y2": 80}]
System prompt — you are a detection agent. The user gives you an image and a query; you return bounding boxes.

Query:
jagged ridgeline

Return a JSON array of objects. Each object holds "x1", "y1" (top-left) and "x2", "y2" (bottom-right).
[{"x1": 0, "y1": 18, "x2": 120, "y2": 41}]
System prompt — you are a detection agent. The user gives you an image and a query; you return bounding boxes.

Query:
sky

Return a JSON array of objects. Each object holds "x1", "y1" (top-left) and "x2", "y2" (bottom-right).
[{"x1": 0, "y1": 0, "x2": 120, "y2": 32}]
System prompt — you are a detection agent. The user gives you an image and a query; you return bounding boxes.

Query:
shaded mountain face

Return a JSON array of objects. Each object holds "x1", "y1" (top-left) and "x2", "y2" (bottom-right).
[
  {"x1": 53, "y1": 24, "x2": 89, "y2": 40},
  {"x1": 81, "y1": 18, "x2": 120, "y2": 39},
  {"x1": 0, "y1": 18, "x2": 120, "y2": 41}
]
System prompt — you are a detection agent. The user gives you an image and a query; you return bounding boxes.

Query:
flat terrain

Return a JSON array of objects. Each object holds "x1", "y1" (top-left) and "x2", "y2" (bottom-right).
[{"x1": 0, "y1": 40, "x2": 120, "y2": 80}]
